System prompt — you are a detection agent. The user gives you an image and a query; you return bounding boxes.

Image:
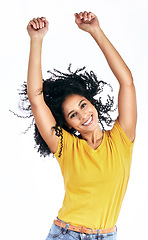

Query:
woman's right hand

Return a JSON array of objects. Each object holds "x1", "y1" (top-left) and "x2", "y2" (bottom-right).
[{"x1": 27, "y1": 17, "x2": 49, "y2": 40}]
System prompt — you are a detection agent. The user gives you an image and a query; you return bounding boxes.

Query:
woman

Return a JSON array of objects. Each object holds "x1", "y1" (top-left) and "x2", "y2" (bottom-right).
[{"x1": 26, "y1": 11, "x2": 137, "y2": 240}]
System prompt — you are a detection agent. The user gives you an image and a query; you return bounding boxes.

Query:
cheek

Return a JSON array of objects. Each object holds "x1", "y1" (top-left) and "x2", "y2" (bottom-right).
[
  {"x1": 68, "y1": 117, "x2": 82, "y2": 130},
  {"x1": 69, "y1": 118, "x2": 79, "y2": 126},
  {"x1": 88, "y1": 104, "x2": 97, "y2": 113},
  {"x1": 92, "y1": 106, "x2": 98, "y2": 119},
  {"x1": 65, "y1": 118, "x2": 77, "y2": 129}
]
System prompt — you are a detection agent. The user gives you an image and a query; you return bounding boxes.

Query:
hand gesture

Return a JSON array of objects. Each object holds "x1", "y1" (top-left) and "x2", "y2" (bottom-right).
[
  {"x1": 27, "y1": 17, "x2": 49, "y2": 40},
  {"x1": 74, "y1": 11, "x2": 100, "y2": 34}
]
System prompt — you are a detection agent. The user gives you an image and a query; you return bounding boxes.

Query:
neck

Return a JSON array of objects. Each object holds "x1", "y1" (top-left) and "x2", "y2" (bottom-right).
[{"x1": 80, "y1": 125, "x2": 103, "y2": 144}]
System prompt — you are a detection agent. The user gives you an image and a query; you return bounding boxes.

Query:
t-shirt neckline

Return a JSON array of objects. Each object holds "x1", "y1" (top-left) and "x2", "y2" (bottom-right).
[{"x1": 81, "y1": 130, "x2": 106, "y2": 152}]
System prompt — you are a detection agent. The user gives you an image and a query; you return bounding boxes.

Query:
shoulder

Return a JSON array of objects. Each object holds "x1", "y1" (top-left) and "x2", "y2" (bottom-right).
[
  {"x1": 53, "y1": 127, "x2": 78, "y2": 159},
  {"x1": 108, "y1": 118, "x2": 135, "y2": 147}
]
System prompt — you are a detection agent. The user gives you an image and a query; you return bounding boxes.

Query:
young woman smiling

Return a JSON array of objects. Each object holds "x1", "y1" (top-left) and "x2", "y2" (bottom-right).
[{"x1": 24, "y1": 11, "x2": 137, "y2": 240}]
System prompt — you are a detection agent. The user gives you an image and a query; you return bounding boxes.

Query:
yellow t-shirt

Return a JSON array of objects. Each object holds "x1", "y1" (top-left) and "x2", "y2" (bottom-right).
[{"x1": 54, "y1": 119, "x2": 134, "y2": 229}]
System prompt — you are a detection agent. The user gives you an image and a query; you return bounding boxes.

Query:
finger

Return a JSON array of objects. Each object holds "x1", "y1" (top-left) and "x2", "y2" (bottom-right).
[
  {"x1": 33, "y1": 18, "x2": 40, "y2": 29},
  {"x1": 74, "y1": 13, "x2": 81, "y2": 23},
  {"x1": 41, "y1": 17, "x2": 49, "y2": 28},
  {"x1": 37, "y1": 17, "x2": 43, "y2": 28},
  {"x1": 83, "y1": 11, "x2": 89, "y2": 21},
  {"x1": 88, "y1": 12, "x2": 95, "y2": 21},
  {"x1": 79, "y1": 12, "x2": 84, "y2": 20},
  {"x1": 28, "y1": 20, "x2": 37, "y2": 30}
]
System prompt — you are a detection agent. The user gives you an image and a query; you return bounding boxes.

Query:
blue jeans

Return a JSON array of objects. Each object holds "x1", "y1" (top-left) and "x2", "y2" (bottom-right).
[{"x1": 45, "y1": 220, "x2": 117, "y2": 240}]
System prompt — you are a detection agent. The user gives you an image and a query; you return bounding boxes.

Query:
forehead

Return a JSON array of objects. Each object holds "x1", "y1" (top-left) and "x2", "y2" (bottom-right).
[{"x1": 62, "y1": 94, "x2": 87, "y2": 110}]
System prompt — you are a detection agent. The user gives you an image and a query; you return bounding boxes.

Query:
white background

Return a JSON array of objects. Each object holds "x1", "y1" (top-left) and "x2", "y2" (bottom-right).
[{"x1": 0, "y1": 0, "x2": 148, "y2": 239}]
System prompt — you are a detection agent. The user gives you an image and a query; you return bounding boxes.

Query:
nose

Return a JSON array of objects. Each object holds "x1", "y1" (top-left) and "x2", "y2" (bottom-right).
[{"x1": 78, "y1": 111, "x2": 86, "y2": 121}]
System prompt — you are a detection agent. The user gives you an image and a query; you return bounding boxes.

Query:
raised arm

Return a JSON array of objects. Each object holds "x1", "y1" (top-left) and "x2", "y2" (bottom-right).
[
  {"x1": 75, "y1": 11, "x2": 137, "y2": 142},
  {"x1": 27, "y1": 17, "x2": 59, "y2": 153}
]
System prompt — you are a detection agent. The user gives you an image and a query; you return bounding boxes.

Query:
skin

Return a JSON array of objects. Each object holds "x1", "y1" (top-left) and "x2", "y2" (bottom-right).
[
  {"x1": 62, "y1": 94, "x2": 103, "y2": 148},
  {"x1": 27, "y1": 11, "x2": 137, "y2": 153}
]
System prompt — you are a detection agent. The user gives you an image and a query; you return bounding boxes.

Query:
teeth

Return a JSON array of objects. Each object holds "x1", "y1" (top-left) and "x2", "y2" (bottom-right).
[{"x1": 83, "y1": 116, "x2": 92, "y2": 126}]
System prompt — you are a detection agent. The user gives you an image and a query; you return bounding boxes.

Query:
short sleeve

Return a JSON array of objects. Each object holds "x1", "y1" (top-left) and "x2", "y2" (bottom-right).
[
  {"x1": 53, "y1": 128, "x2": 74, "y2": 169},
  {"x1": 110, "y1": 118, "x2": 135, "y2": 147}
]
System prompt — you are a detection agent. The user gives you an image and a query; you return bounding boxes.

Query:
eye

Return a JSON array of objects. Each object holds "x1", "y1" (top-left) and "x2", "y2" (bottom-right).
[
  {"x1": 70, "y1": 112, "x2": 77, "y2": 119},
  {"x1": 81, "y1": 103, "x2": 86, "y2": 109}
]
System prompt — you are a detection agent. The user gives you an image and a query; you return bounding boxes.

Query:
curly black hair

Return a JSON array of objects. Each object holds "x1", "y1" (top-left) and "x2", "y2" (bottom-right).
[{"x1": 14, "y1": 64, "x2": 117, "y2": 157}]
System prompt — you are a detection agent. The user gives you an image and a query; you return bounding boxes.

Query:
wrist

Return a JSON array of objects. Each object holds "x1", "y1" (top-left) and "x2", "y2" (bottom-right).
[
  {"x1": 90, "y1": 26, "x2": 103, "y2": 38},
  {"x1": 90, "y1": 27, "x2": 105, "y2": 47},
  {"x1": 30, "y1": 38, "x2": 43, "y2": 51},
  {"x1": 30, "y1": 37, "x2": 43, "y2": 45}
]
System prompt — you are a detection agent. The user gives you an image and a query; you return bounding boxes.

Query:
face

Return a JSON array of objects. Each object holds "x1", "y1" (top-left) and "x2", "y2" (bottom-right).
[{"x1": 62, "y1": 94, "x2": 99, "y2": 134}]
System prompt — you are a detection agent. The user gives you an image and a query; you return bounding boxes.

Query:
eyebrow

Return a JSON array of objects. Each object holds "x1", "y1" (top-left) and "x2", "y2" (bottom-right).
[{"x1": 67, "y1": 99, "x2": 85, "y2": 118}]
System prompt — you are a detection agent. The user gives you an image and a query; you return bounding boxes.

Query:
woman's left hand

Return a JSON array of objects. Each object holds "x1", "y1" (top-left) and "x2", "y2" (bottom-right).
[{"x1": 74, "y1": 11, "x2": 100, "y2": 34}]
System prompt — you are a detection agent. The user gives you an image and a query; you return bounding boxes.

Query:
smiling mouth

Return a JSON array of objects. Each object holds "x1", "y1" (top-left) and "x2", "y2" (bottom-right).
[{"x1": 82, "y1": 115, "x2": 93, "y2": 126}]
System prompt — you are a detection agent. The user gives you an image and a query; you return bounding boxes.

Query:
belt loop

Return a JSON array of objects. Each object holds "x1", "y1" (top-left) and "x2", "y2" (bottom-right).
[
  {"x1": 89, "y1": 228, "x2": 93, "y2": 239},
  {"x1": 97, "y1": 229, "x2": 100, "y2": 240},
  {"x1": 62, "y1": 223, "x2": 69, "y2": 235}
]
